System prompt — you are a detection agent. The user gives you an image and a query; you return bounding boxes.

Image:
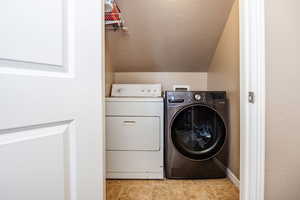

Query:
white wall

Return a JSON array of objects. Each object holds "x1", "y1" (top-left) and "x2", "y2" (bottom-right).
[
  {"x1": 207, "y1": 1, "x2": 240, "y2": 178},
  {"x1": 113, "y1": 72, "x2": 208, "y2": 92},
  {"x1": 106, "y1": 0, "x2": 235, "y2": 72},
  {"x1": 105, "y1": 35, "x2": 114, "y2": 97},
  {"x1": 265, "y1": 0, "x2": 300, "y2": 199}
]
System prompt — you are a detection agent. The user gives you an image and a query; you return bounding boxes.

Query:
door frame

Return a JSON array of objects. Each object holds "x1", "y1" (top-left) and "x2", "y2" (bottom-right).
[
  {"x1": 99, "y1": 0, "x2": 266, "y2": 199},
  {"x1": 240, "y1": 0, "x2": 266, "y2": 199}
]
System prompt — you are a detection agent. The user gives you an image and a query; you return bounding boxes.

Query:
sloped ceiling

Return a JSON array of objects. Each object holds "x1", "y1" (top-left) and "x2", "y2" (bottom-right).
[{"x1": 106, "y1": 0, "x2": 235, "y2": 72}]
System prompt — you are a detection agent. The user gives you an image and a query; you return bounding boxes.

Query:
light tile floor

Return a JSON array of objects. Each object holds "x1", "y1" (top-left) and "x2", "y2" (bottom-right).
[{"x1": 106, "y1": 179, "x2": 239, "y2": 200}]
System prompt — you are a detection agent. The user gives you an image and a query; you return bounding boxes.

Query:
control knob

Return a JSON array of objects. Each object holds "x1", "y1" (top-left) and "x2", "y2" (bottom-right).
[{"x1": 195, "y1": 94, "x2": 202, "y2": 101}]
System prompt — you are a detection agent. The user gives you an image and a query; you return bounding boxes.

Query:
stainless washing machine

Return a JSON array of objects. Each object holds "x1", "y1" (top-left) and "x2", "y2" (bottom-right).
[{"x1": 164, "y1": 91, "x2": 228, "y2": 179}]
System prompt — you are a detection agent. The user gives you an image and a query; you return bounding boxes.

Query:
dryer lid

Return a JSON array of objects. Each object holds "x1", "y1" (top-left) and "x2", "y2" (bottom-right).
[{"x1": 105, "y1": 97, "x2": 163, "y2": 102}]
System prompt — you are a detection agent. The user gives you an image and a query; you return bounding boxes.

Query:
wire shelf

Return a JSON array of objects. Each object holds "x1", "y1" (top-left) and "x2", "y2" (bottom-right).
[{"x1": 105, "y1": 0, "x2": 127, "y2": 32}]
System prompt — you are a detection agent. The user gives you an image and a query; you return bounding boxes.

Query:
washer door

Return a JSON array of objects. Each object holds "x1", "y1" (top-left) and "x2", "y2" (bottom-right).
[{"x1": 171, "y1": 105, "x2": 226, "y2": 160}]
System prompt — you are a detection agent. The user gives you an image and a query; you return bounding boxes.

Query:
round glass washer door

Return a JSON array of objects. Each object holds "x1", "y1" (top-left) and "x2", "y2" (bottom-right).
[{"x1": 171, "y1": 104, "x2": 226, "y2": 160}]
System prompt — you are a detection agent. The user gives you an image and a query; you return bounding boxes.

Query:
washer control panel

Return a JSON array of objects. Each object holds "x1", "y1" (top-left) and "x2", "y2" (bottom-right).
[{"x1": 166, "y1": 91, "x2": 226, "y2": 105}]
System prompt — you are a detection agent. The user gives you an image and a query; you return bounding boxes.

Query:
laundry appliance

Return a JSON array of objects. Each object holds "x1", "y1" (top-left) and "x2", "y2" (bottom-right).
[
  {"x1": 164, "y1": 91, "x2": 228, "y2": 179},
  {"x1": 106, "y1": 84, "x2": 164, "y2": 179}
]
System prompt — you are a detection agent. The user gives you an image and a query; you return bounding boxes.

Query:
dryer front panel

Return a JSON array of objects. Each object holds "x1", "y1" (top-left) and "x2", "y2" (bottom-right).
[{"x1": 106, "y1": 116, "x2": 160, "y2": 151}]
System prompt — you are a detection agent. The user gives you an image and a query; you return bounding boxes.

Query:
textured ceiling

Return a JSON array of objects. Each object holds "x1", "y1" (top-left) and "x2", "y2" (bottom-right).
[{"x1": 106, "y1": 0, "x2": 235, "y2": 72}]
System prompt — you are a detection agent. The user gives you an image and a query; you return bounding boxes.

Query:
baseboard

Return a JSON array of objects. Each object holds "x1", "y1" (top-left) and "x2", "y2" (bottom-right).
[
  {"x1": 214, "y1": 158, "x2": 240, "y2": 189},
  {"x1": 226, "y1": 167, "x2": 240, "y2": 189},
  {"x1": 106, "y1": 171, "x2": 164, "y2": 179}
]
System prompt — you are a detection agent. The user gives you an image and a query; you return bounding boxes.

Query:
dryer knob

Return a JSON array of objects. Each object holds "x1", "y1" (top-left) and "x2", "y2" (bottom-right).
[{"x1": 195, "y1": 94, "x2": 202, "y2": 101}]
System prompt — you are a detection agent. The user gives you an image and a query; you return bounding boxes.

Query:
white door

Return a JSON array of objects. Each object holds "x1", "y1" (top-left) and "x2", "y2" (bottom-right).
[
  {"x1": 240, "y1": 0, "x2": 266, "y2": 199},
  {"x1": 0, "y1": 0, "x2": 104, "y2": 200}
]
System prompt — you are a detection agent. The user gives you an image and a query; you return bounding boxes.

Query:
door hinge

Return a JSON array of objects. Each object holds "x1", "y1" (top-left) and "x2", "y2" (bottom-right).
[{"x1": 248, "y1": 91, "x2": 255, "y2": 104}]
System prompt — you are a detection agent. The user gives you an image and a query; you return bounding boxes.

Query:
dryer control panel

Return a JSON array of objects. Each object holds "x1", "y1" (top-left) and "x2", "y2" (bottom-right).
[{"x1": 111, "y1": 84, "x2": 162, "y2": 97}]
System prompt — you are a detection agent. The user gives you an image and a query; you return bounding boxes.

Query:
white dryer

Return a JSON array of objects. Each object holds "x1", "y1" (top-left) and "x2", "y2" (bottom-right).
[{"x1": 105, "y1": 84, "x2": 164, "y2": 179}]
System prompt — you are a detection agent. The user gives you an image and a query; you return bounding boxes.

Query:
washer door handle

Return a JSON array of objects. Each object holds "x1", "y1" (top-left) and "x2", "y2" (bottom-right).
[{"x1": 169, "y1": 99, "x2": 184, "y2": 103}]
